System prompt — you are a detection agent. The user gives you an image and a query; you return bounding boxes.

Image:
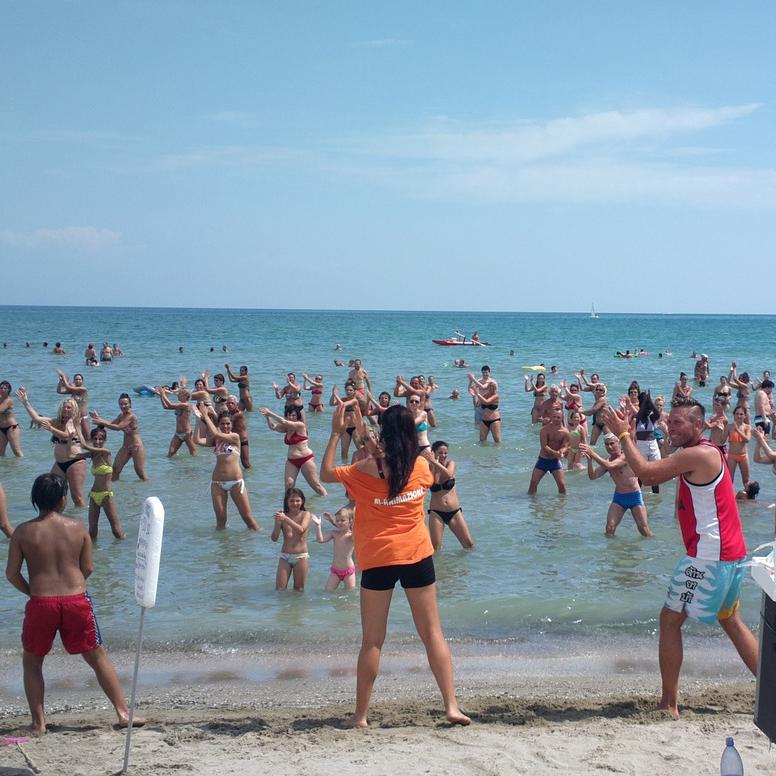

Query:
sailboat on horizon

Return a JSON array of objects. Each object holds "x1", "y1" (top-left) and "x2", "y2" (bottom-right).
[{"x1": 590, "y1": 303, "x2": 600, "y2": 319}]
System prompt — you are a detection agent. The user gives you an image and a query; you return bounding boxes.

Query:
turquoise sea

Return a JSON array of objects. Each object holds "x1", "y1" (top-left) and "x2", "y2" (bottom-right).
[{"x1": 0, "y1": 307, "x2": 774, "y2": 655}]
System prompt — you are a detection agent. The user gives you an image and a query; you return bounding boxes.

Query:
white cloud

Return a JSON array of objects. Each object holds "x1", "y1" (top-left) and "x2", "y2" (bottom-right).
[
  {"x1": 343, "y1": 104, "x2": 761, "y2": 164},
  {"x1": 322, "y1": 103, "x2": 775, "y2": 208},
  {"x1": 0, "y1": 226, "x2": 121, "y2": 251}
]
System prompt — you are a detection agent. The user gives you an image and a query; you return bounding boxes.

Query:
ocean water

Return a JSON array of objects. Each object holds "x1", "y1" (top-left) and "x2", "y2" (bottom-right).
[{"x1": 0, "y1": 306, "x2": 774, "y2": 654}]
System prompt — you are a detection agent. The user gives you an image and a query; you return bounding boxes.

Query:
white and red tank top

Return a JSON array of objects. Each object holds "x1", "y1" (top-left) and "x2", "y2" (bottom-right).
[{"x1": 677, "y1": 439, "x2": 746, "y2": 561}]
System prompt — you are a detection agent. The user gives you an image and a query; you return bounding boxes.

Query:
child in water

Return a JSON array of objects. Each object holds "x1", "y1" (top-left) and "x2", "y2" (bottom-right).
[
  {"x1": 315, "y1": 506, "x2": 356, "y2": 591},
  {"x1": 78, "y1": 426, "x2": 125, "y2": 540},
  {"x1": 271, "y1": 487, "x2": 313, "y2": 592},
  {"x1": 566, "y1": 409, "x2": 587, "y2": 471}
]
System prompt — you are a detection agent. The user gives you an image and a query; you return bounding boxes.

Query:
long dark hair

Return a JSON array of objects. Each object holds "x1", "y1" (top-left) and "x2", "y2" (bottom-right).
[
  {"x1": 379, "y1": 405, "x2": 418, "y2": 499},
  {"x1": 636, "y1": 391, "x2": 659, "y2": 425}
]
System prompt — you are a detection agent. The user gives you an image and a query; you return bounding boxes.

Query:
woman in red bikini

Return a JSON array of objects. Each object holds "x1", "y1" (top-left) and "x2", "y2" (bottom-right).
[
  {"x1": 302, "y1": 373, "x2": 325, "y2": 413},
  {"x1": 260, "y1": 406, "x2": 328, "y2": 496}
]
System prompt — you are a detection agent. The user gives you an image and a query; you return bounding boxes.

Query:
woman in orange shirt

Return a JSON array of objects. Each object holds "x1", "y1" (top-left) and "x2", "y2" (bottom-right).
[{"x1": 320, "y1": 402, "x2": 470, "y2": 729}]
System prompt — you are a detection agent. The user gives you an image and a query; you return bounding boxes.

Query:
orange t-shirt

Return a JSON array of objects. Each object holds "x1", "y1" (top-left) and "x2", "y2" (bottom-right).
[{"x1": 334, "y1": 457, "x2": 433, "y2": 570}]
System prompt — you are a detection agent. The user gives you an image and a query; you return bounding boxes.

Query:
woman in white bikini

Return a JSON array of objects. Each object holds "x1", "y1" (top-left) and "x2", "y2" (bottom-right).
[
  {"x1": 197, "y1": 405, "x2": 258, "y2": 530},
  {"x1": 157, "y1": 385, "x2": 196, "y2": 457}
]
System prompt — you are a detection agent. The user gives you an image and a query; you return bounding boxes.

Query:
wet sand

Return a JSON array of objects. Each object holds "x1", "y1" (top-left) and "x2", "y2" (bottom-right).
[{"x1": 1, "y1": 640, "x2": 774, "y2": 775}]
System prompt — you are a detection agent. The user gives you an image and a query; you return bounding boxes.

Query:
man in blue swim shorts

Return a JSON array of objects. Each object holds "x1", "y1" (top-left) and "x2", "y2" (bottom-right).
[
  {"x1": 581, "y1": 434, "x2": 652, "y2": 537},
  {"x1": 527, "y1": 409, "x2": 569, "y2": 495},
  {"x1": 604, "y1": 399, "x2": 758, "y2": 720}
]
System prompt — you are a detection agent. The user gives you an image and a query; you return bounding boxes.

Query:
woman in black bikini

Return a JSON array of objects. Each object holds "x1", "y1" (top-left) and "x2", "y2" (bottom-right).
[
  {"x1": 225, "y1": 364, "x2": 253, "y2": 412},
  {"x1": 260, "y1": 405, "x2": 327, "y2": 496},
  {"x1": 330, "y1": 381, "x2": 360, "y2": 460},
  {"x1": 428, "y1": 441, "x2": 473, "y2": 551},
  {"x1": 202, "y1": 370, "x2": 229, "y2": 416},
  {"x1": 274, "y1": 372, "x2": 304, "y2": 415},
  {"x1": 583, "y1": 384, "x2": 609, "y2": 445},
  {"x1": 16, "y1": 387, "x2": 87, "y2": 506},
  {"x1": 0, "y1": 380, "x2": 23, "y2": 457},
  {"x1": 469, "y1": 377, "x2": 501, "y2": 443}
]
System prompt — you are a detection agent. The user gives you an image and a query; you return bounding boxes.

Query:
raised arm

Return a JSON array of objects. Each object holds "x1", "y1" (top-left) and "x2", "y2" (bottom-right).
[
  {"x1": 15, "y1": 388, "x2": 51, "y2": 425},
  {"x1": 56, "y1": 370, "x2": 86, "y2": 396}
]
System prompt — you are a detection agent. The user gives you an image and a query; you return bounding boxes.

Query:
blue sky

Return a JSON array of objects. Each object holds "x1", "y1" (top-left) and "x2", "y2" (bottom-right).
[{"x1": 1, "y1": 2, "x2": 774, "y2": 313}]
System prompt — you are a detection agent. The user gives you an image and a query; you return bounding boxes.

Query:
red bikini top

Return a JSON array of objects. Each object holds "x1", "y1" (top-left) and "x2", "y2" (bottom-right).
[{"x1": 284, "y1": 432, "x2": 308, "y2": 445}]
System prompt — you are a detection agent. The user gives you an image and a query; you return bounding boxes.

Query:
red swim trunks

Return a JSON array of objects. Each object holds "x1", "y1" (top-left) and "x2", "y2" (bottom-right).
[{"x1": 22, "y1": 592, "x2": 103, "y2": 657}]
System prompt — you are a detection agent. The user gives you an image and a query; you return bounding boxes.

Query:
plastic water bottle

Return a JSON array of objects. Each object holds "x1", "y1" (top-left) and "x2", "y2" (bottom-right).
[{"x1": 720, "y1": 736, "x2": 744, "y2": 775}]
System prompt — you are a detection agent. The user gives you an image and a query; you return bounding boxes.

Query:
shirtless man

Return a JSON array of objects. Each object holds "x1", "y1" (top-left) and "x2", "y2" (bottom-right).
[
  {"x1": 694, "y1": 354, "x2": 710, "y2": 387},
  {"x1": 5, "y1": 473, "x2": 144, "y2": 735},
  {"x1": 225, "y1": 395, "x2": 251, "y2": 469},
  {"x1": 603, "y1": 398, "x2": 758, "y2": 719},
  {"x1": 527, "y1": 409, "x2": 569, "y2": 494},
  {"x1": 348, "y1": 359, "x2": 372, "y2": 397},
  {"x1": 581, "y1": 436, "x2": 652, "y2": 537},
  {"x1": 753, "y1": 379, "x2": 775, "y2": 438},
  {"x1": 537, "y1": 385, "x2": 564, "y2": 425},
  {"x1": 705, "y1": 396, "x2": 730, "y2": 451}
]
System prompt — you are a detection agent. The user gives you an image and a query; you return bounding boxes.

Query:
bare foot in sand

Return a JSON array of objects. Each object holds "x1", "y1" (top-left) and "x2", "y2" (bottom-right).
[
  {"x1": 656, "y1": 703, "x2": 679, "y2": 720},
  {"x1": 27, "y1": 724, "x2": 46, "y2": 737},
  {"x1": 348, "y1": 714, "x2": 368, "y2": 729},
  {"x1": 117, "y1": 714, "x2": 146, "y2": 728},
  {"x1": 446, "y1": 708, "x2": 472, "y2": 726}
]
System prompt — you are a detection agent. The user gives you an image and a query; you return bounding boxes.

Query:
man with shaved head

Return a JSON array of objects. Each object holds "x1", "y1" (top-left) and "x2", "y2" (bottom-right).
[{"x1": 603, "y1": 397, "x2": 758, "y2": 719}]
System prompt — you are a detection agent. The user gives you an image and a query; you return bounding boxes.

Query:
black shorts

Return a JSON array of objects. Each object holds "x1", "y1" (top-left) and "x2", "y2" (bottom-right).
[{"x1": 360, "y1": 556, "x2": 435, "y2": 591}]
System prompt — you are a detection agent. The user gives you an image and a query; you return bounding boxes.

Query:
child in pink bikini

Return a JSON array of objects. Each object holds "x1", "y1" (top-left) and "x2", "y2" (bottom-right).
[{"x1": 315, "y1": 506, "x2": 356, "y2": 591}]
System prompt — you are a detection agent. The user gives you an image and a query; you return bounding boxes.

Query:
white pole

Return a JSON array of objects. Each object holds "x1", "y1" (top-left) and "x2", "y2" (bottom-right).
[{"x1": 121, "y1": 606, "x2": 146, "y2": 775}]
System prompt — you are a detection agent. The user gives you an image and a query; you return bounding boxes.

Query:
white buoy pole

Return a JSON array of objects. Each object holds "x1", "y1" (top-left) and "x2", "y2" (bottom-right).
[
  {"x1": 121, "y1": 606, "x2": 146, "y2": 775},
  {"x1": 120, "y1": 496, "x2": 164, "y2": 775}
]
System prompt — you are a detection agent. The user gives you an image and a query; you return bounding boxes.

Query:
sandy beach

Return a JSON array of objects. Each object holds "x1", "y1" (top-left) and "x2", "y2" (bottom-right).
[{"x1": 1, "y1": 639, "x2": 774, "y2": 775}]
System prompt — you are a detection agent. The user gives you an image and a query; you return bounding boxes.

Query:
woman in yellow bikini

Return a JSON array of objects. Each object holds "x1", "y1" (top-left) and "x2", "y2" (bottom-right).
[
  {"x1": 77, "y1": 426, "x2": 124, "y2": 540},
  {"x1": 726, "y1": 406, "x2": 752, "y2": 487}
]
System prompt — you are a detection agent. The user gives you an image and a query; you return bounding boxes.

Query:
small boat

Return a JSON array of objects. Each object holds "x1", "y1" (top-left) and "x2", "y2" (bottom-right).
[
  {"x1": 590, "y1": 304, "x2": 599, "y2": 319},
  {"x1": 433, "y1": 338, "x2": 490, "y2": 346}
]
